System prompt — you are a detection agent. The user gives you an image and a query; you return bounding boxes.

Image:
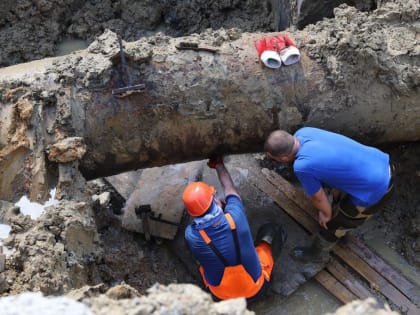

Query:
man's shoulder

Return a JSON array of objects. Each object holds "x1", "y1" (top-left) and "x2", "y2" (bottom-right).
[
  {"x1": 185, "y1": 224, "x2": 204, "y2": 246},
  {"x1": 225, "y1": 194, "x2": 242, "y2": 202},
  {"x1": 225, "y1": 194, "x2": 244, "y2": 208},
  {"x1": 225, "y1": 195, "x2": 246, "y2": 213},
  {"x1": 295, "y1": 126, "x2": 327, "y2": 137}
]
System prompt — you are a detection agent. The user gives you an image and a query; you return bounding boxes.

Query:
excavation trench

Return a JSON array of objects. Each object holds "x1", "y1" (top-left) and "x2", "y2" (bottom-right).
[
  {"x1": 0, "y1": 1, "x2": 419, "y2": 314},
  {"x1": 100, "y1": 144, "x2": 420, "y2": 314},
  {"x1": 1, "y1": 144, "x2": 419, "y2": 314}
]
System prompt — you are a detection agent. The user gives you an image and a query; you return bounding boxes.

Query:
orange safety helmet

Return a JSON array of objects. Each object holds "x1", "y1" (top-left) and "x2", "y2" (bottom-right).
[{"x1": 182, "y1": 181, "x2": 215, "y2": 217}]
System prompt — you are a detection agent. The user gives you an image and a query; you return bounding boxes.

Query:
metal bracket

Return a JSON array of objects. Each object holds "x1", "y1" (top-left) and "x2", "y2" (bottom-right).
[{"x1": 135, "y1": 204, "x2": 152, "y2": 241}]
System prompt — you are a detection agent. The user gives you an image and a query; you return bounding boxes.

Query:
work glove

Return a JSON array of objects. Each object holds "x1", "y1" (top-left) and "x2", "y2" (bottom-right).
[
  {"x1": 254, "y1": 36, "x2": 282, "y2": 69},
  {"x1": 274, "y1": 34, "x2": 301, "y2": 66},
  {"x1": 207, "y1": 156, "x2": 224, "y2": 169}
]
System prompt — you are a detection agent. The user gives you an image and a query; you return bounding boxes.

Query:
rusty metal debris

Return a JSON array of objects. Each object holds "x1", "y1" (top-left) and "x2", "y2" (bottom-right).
[
  {"x1": 175, "y1": 42, "x2": 219, "y2": 53},
  {"x1": 112, "y1": 35, "x2": 146, "y2": 97}
]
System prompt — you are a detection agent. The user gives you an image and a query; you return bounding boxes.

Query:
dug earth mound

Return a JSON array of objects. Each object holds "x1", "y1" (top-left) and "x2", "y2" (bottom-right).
[{"x1": 0, "y1": 0, "x2": 419, "y2": 314}]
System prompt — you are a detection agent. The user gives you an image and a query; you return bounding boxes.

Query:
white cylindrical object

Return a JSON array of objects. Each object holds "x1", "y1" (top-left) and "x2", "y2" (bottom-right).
[
  {"x1": 260, "y1": 50, "x2": 282, "y2": 69},
  {"x1": 280, "y1": 46, "x2": 301, "y2": 66}
]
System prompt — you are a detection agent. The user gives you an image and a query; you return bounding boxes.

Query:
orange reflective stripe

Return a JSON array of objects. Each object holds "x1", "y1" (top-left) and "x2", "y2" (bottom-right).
[
  {"x1": 198, "y1": 265, "x2": 209, "y2": 288},
  {"x1": 224, "y1": 213, "x2": 236, "y2": 230},
  {"x1": 198, "y1": 229, "x2": 211, "y2": 244}
]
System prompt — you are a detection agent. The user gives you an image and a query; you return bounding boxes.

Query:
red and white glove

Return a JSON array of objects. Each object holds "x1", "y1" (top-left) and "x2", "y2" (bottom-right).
[
  {"x1": 274, "y1": 34, "x2": 301, "y2": 66},
  {"x1": 254, "y1": 36, "x2": 282, "y2": 69}
]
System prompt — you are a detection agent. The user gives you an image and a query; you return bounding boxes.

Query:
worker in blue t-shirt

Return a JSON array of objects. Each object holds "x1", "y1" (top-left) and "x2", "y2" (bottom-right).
[
  {"x1": 183, "y1": 156, "x2": 286, "y2": 301},
  {"x1": 264, "y1": 127, "x2": 394, "y2": 263}
]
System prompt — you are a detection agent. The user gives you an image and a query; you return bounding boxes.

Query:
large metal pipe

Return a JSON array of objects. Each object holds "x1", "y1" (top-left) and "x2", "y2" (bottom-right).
[{"x1": 0, "y1": 4, "x2": 419, "y2": 201}]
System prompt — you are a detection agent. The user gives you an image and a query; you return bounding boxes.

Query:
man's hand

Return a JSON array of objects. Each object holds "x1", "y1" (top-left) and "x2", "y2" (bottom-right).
[
  {"x1": 318, "y1": 211, "x2": 331, "y2": 230},
  {"x1": 207, "y1": 156, "x2": 224, "y2": 169},
  {"x1": 311, "y1": 188, "x2": 333, "y2": 230}
]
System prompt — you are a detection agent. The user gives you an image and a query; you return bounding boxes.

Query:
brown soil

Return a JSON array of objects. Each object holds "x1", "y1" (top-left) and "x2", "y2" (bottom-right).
[{"x1": 0, "y1": 0, "x2": 419, "y2": 314}]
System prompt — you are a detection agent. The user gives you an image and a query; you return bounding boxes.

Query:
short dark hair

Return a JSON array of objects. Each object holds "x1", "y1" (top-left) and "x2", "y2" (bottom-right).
[{"x1": 264, "y1": 130, "x2": 295, "y2": 156}]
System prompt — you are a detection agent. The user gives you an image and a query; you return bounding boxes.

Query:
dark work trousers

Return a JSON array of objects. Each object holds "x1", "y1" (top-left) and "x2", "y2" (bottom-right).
[{"x1": 320, "y1": 167, "x2": 395, "y2": 242}]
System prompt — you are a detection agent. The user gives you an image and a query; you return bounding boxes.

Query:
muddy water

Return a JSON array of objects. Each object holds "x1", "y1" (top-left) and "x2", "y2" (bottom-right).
[
  {"x1": 0, "y1": 224, "x2": 12, "y2": 256},
  {"x1": 0, "y1": 224, "x2": 10, "y2": 245},
  {"x1": 251, "y1": 280, "x2": 341, "y2": 315},
  {"x1": 14, "y1": 189, "x2": 59, "y2": 220},
  {"x1": 363, "y1": 227, "x2": 420, "y2": 288},
  {"x1": 56, "y1": 39, "x2": 88, "y2": 56}
]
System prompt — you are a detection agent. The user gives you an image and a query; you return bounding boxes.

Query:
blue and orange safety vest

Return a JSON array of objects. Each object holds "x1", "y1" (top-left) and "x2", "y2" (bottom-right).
[{"x1": 198, "y1": 213, "x2": 273, "y2": 300}]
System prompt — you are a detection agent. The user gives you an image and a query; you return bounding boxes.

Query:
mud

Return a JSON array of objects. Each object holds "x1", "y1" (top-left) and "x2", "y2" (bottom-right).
[
  {"x1": 0, "y1": 1, "x2": 393, "y2": 67},
  {"x1": 0, "y1": 0, "x2": 419, "y2": 314},
  {"x1": 0, "y1": 0, "x2": 275, "y2": 67}
]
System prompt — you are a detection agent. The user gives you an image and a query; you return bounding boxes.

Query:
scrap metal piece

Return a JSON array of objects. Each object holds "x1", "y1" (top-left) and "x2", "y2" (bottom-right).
[
  {"x1": 135, "y1": 204, "x2": 152, "y2": 241},
  {"x1": 112, "y1": 84, "x2": 145, "y2": 97},
  {"x1": 112, "y1": 35, "x2": 146, "y2": 97},
  {"x1": 175, "y1": 42, "x2": 219, "y2": 53}
]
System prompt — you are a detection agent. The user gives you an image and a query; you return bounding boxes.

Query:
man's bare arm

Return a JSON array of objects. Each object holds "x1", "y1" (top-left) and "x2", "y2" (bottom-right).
[
  {"x1": 214, "y1": 164, "x2": 240, "y2": 198},
  {"x1": 310, "y1": 187, "x2": 332, "y2": 229}
]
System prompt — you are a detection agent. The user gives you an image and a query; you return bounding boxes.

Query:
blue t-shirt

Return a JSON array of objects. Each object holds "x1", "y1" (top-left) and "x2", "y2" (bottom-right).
[
  {"x1": 294, "y1": 127, "x2": 390, "y2": 207},
  {"x1": 185, "y1": 195, "x2": 261, "y2": 286}
]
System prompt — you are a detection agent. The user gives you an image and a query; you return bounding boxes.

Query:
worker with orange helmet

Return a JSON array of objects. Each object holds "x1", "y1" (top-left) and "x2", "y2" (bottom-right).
[{"x1": 183, "y1": 156, "x2": 286, "y2": 302}]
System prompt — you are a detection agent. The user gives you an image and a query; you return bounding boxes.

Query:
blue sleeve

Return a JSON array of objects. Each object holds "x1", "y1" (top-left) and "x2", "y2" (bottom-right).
[
  {"x1": 224, "y1": 194, "x2": 245, "y2": 214},
  {"x1": 295, "y1": 169, "x2": 322, "y2": 196}
]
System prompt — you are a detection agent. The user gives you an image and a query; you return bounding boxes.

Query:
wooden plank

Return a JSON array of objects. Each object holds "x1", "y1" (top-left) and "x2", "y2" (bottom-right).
[
  {"x1": 248, "y1": 168, "x2": 318, "y2": 234},
  {"x1": 347, "y1": 236, "x2": 420, "y2": 304},
  {"x1": 262, "y1": 168, "x2": 319, "y2": 221},
  {"x1": 315, "y1": 270, "x2": 358, "y2": 304},
  {"x1": 254, "y1": 167, "x2": 420, "y2": 314},
  {"x1": 334, "y1": 245, "x2": 420, "y2": 315},
  {"x1": 326, "y1": 258, "x2": 373, "y2": 300}
]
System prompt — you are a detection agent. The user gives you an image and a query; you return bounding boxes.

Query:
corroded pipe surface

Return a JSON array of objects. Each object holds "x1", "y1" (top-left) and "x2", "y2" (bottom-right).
[{"x1": 0, "y1": 3, "x2": 419, "y2": 201}]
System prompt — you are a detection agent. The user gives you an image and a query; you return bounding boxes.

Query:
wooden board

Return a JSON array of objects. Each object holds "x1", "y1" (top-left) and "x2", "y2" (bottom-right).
[
  {"x1": 334, "y1": 245, "x2": 419, "y2": 315},
  {"x1": 326, "y1": 258, "x2": 373, "y2": 300},
  {"x1": 255, "y1": 167, "x2": 420, "y2": 314},
  {"x1": 249, "y1": 168, "x2": 318, "y2": 234},
  {"x1": 262, "y1": 168, "x2": 318, "y2": 221},
  {"x1": 314, "y1": 270, "x2": 358, "y2": 304},
  {"x1": 346, "y1": 236, "x2": 420, "y2": 304}
]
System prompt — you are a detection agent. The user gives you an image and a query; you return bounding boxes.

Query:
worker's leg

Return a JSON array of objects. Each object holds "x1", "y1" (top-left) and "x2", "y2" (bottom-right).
[
  {"x1": 255, "y1": 223, "x2": 287, "y2": 258},
  {"x1": 255, "y1": 223, "x2": 287, "y2": 279},
  {"x1": 292, "y1": 194, "x2": 363, "y2": 262},
  {"x1": 320, "y1": 197, "x2": 368, "y2": 241},
  {"x1": 322, "y1": 189, "x2": 395, "y2": 240},
  {"x1": 291, "y1": 233, "x2": 337, "y2": 263},
  {"x1": 292, "y1": 181, "x2": 394, "y2": 263},
  {"x1": 255, "y1": 241, "x2": 274, "y2": 281},
  {"x1": 246, "y1": 223, "x2": 287, "y2": 303},
  {"x1": 246, "y1": 242, "x2": 274, "y2": 303}
]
